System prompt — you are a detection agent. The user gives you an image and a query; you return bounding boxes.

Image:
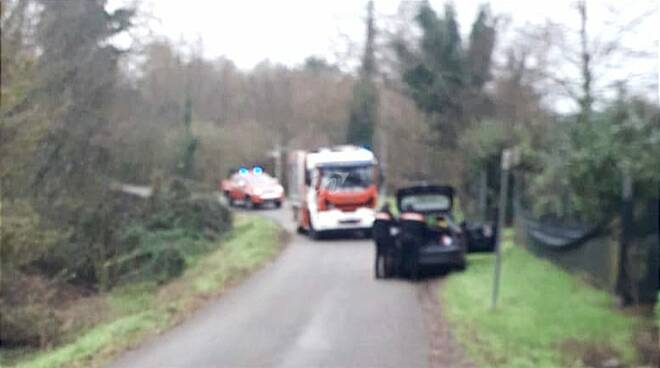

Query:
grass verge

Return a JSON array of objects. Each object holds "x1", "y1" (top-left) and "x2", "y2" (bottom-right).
[
  {"x1": 7, "y1": 214, "x2": 284, "y2": 368},
  {"x1": 656, "y1": 293, "x2": 659, "y2": 327},
  {"x1": 441, "y1": 232, "x2": 643, "y2": 368}
]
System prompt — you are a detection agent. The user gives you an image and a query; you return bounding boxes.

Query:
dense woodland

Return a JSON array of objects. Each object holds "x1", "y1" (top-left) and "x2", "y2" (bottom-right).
[{"x1": 1, "y1": 0, "x2": 658, "y2": 350}]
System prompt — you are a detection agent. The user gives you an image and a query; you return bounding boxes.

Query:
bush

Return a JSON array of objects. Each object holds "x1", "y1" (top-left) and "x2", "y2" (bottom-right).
[
  {"x1": 109, "y1": 178, "x2": 232, "y2": 285},
  {"x1": 0, "y1": 271, "x2": 61, "y2": 348},
  {"x1": 147, "y1": 179, "x2": 232, "y2": 236},
  {"x1": 0, "y1": 200, "x2": 62, "y2": 270},
  {"x1": 0, "y1": 200, "x2": 63, "y2": 347},
  {"x1": 0, "y1": 178, "x2": 233, "y2": 349}
]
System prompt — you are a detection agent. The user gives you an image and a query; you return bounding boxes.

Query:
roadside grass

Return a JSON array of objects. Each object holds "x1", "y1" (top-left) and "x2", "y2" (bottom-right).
[
  {"x1": 441, "y1": 231, "x2": 642, "y2": 368},
  {"x1": 8, "y1": 214, "x2": 283, "y2": 368},
  {"x1": 656, "y1": 293, "x2": 659, "y2": 327}
]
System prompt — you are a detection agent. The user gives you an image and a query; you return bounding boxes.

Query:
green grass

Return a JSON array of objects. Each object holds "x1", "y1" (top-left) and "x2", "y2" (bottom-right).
[
  {"x1": 442, "y1": 232, "x2": 641, "y2": 368},
  {"x1": 9, "y1": 215, "x2": 282, "y2": 368},
  {"x1": 656, "y1": 293, "x2": 660, "y2": 327}
]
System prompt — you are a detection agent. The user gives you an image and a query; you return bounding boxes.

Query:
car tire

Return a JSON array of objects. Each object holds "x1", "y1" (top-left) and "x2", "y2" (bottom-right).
[
  {"x1": 375, "y1": 255, "x2": 384, "y2": 279},
  {"x1": 275, "y1": 200, "x2": 282, "y2": 208},
  {"x1": 383, "y1": 254, "x2": 395, "y2": 278},
  {"x1": 410, "y1": 261, "x2": 420, "y2": 280},
  {"x1": 244, "y1": 196, "x2": 254, "y2": 209}
]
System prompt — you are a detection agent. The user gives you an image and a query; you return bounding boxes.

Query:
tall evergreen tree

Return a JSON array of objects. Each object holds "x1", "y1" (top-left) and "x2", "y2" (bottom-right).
[
  {"x1": 32, "y1": 0, "x2": 134, "y2": 200},
  {"x1": 346, "y1": 0, "x2": 378, "y2": 148},
  {"x1": 467, "y1": 5, "x2": 496, "y2": 90},
  {"x1": 29, "y1": 0, "x2": 135, "y2": 289},
  {"x1": 397, "y1": 1, "x2": 496, "y2": 144},
  {"x1": 177, "y1": 94, "x2": 199, "y2": 178}
]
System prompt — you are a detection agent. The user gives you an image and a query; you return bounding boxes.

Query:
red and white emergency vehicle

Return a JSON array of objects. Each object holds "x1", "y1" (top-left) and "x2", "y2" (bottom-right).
[{"x1": 288, "y1": 145, "x2": 379, "y2": 238}]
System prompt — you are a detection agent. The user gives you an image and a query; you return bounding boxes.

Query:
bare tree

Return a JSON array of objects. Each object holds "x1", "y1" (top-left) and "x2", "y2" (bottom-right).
[{"x1": 534, "y1": 0, "x2": 657, "y2": 120}]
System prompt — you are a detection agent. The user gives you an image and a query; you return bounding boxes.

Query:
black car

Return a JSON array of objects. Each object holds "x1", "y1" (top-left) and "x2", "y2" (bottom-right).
[{"x1": 373, "y1": 184, "x2": 496, "y2": 279}]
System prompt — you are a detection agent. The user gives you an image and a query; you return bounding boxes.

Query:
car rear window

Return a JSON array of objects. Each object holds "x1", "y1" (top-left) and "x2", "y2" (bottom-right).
[{"x1": 400, "y1": 194, "x2": 451, "y2": 212}]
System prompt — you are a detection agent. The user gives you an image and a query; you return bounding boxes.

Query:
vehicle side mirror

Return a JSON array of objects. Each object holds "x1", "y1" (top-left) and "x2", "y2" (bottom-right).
[{"x1": 311, "y1": 169, "x2": 321, "y2": 190}]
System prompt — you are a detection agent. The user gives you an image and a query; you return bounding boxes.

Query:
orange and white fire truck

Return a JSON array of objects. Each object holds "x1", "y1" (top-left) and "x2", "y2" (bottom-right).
[{"x1": 288, "y1": 145, "x2": 380, "y2": 239}]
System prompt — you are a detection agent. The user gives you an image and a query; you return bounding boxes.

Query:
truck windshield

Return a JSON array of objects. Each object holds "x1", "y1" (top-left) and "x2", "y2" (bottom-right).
[{"x1": 320, "y1": 166, "x2": 373, "y2": 190}]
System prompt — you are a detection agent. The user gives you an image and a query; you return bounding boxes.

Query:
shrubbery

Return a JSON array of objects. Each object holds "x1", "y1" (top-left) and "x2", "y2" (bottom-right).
[
  {"x1": 110, "y1": 180, "x2": 232, "y2": 285},
  {"x1": 523, "y1": 98, "x2": 660, "y2": 222},
  {"x1": 0, "y1": 200, "x2": 64, "y2": 347},
  {"x1": 0, "y1": 179, "x2": 232, "y2": 348}
]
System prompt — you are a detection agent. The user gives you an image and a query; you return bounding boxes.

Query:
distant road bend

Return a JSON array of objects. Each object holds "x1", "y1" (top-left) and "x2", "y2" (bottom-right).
[{"x1": 107, "y1": 206, "x2": 431, "y2": 368}]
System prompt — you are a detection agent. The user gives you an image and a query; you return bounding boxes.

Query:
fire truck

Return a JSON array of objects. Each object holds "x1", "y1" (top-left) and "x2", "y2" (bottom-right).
[{"x1": 288, "y1": 145, "x2": 380, "y2": 239}]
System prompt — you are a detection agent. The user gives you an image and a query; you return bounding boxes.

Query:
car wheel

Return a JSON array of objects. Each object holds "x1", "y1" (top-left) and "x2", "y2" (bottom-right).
[
  {"x1": 383, "y1": 254, "x2": 394, "y2": 278},
  {"x1": 244, "y1": 196, "x2": 254, "y2": 209},
  {"x1": 375, "y1": 254, "x2": 384, "y2": 279},
  {"x1": 410, "y1": 261, "x2": 420, "y2": 280},
  {"x1": 275, "y1": 200, "x2": 282, "y2": 208}
]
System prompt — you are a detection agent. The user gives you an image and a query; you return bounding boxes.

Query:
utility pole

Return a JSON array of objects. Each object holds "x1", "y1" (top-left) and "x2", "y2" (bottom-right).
[
  {"x1": 378, "y1": 120, "x2": 387, "y2": 196},
  {"x1": 269, "y1": 143, "x2": 283, "y2": 181},
  {"x1": 492, "y1": 148, "x2": 513, "y2": 309},
  {"x1": 479, "y1": 167, "x2": 488, "y2": 221},
  {"x1": 616, "y1": 166, "x2": 634, "y2": 305}
]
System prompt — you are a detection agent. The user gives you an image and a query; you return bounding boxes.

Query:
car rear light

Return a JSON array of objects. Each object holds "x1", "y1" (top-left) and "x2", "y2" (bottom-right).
[
  {"x1": 375, "y1": 212, "x2": 391, "y2": 220},
  {"x1": 401, "y1": 212, "x2": 424, "y2": 221},
  {"x1": 441, "y1": 235, "x2": 453, "y2": 246}
]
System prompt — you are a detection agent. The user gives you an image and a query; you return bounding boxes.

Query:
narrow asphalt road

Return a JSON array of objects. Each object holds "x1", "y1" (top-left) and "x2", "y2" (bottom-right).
[{"x1": 107, "y1": 205, "x2": 430, "y2": 368}]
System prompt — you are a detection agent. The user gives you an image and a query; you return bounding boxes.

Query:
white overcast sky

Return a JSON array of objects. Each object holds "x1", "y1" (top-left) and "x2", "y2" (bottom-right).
[
  {"x1": 120, "y1": 0, "x2": 656, "y2": 69},
  {"x1": 110, "y1": 0, "x2": 658, "y2": 107}
]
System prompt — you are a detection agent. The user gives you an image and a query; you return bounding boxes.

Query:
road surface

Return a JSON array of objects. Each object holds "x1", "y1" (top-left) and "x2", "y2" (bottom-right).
[{"x1": 108, "y1": 206, "x2": 431, "y2": 368}]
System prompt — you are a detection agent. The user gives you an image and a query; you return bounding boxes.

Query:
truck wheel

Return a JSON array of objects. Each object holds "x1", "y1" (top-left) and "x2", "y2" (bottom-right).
[
  {"x1": 362, "y1": 229, "x2": 373, "y2": 239},
  {"x1": 308, "y1": 222, "x2": 322, "y2": 240}
]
